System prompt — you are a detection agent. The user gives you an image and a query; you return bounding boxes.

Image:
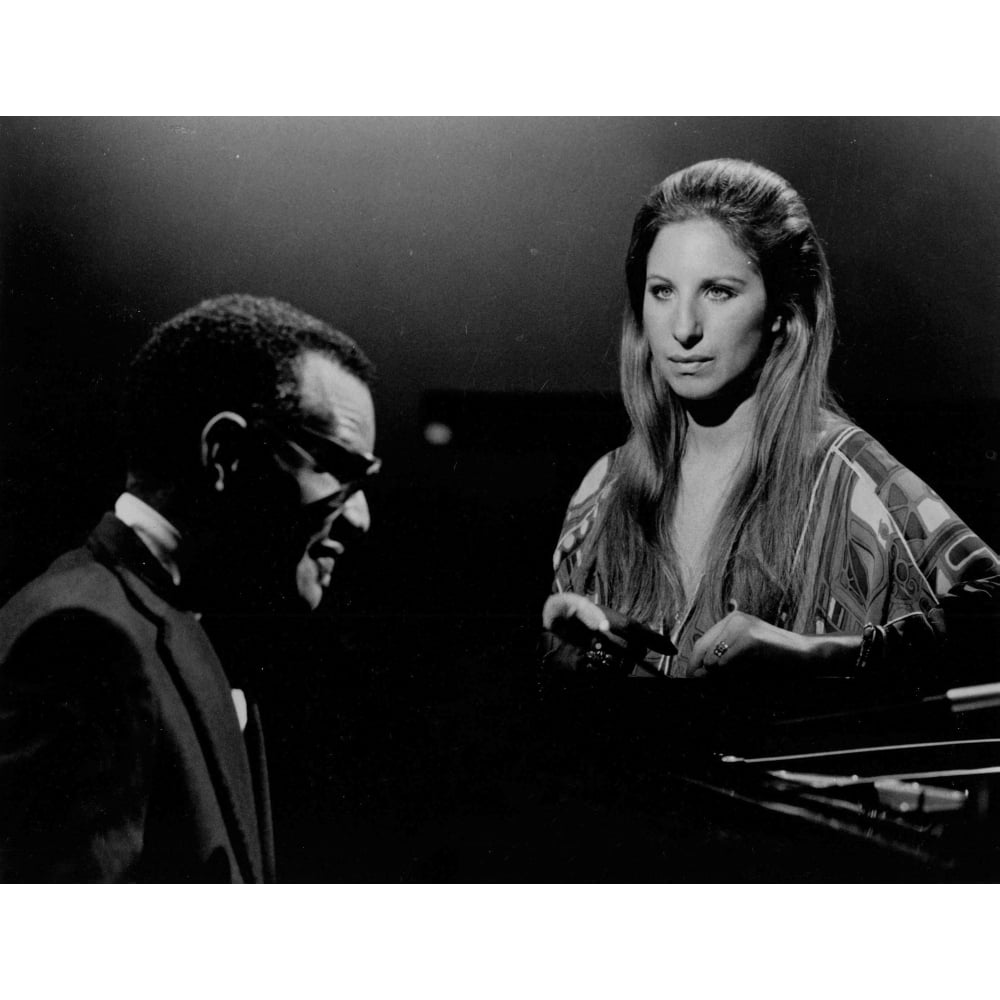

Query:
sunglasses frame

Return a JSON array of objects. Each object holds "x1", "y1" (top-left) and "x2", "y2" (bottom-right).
[{"x1": 253, "y1": 419, "x2": 382, "y2": 513}]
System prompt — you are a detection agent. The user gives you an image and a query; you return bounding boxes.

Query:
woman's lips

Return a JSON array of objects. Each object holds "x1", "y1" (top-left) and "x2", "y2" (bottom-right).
[{"x1": 668, "y1": 356, "x2": 713, "y2": 373}]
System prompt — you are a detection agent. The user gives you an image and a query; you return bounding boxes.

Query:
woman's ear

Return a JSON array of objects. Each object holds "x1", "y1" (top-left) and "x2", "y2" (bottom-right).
[{"x1": 199, "y1": 411, "x2": 249, "y2": 494}]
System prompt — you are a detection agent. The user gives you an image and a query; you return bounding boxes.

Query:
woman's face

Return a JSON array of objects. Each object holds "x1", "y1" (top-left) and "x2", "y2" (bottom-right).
[{"x1": 642, "y1": 218, "x2": 775, "y2": 405}]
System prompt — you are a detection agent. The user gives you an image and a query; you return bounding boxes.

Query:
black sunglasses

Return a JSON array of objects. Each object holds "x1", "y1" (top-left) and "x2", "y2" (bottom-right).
[
  {"x1": 287, "y1": 425, "x2": 381, "y2": 483},
  {"x1": 255, "y1": 420, "x2": 382, "y2": 500}
]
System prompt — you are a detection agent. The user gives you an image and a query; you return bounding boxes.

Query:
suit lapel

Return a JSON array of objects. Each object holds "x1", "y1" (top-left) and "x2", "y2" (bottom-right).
[
  {"x1": 156, "y1": 612, "x2": 264, "y2": 882},
  {"x1": 245, "y1": 702, "x2": 276, "y2": 882},
  {"x1": 88, "y1": 515, "x2": 264, "y2": 882}
]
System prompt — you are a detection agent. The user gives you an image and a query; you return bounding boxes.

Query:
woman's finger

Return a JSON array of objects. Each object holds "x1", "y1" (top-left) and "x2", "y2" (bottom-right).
[
  {"x1": 541, "y1": 593, "x2": 575, "y2": 628},
  {"x1": 689, "y1": 618, "x2": 728, "y2": 673},
  {"x1": 692, "y1": 610, "x2": 747, "y2": 672},
  {"x1": 541, "y1": 593, "x2": 609, "y2": 632}
]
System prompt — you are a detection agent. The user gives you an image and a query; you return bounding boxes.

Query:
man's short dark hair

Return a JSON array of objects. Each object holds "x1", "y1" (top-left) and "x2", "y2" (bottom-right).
[{"x1": 123, "y1": 294, "x2": 375, "y2": 485}]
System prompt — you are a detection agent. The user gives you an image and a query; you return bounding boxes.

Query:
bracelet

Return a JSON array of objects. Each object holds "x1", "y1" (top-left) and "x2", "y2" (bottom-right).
[{"x1": 855, "y1": 622, "x2": 883, "y2": 673}]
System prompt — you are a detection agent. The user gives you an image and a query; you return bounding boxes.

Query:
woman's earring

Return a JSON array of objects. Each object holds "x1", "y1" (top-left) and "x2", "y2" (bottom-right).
[{"x1": 213, "y1": 464, "x2": 225, "y2": 492}]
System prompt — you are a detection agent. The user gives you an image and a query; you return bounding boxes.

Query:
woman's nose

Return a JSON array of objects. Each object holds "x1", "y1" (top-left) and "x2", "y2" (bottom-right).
[{"x1": 672, "y1": 298, "x2": 703, "y2": 347}]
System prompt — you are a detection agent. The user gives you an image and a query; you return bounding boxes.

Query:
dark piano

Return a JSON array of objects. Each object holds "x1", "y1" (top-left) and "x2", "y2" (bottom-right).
[{"x1": 522, "y1": 672, "x2": 1000, "y2": 881}]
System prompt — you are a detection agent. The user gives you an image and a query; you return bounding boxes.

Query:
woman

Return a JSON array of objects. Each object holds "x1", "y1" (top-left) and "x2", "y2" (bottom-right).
[{"x1": 543, "y1": 158, "x2": 999, "y2": 682}]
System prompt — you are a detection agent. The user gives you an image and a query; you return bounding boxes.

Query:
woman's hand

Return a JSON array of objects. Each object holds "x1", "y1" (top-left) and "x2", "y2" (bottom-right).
[
  {"x1": 540, "y1": 593, "x2": 620, "y2": 674},
  {"x1": 689, "y1": 608, "x2": 860, "y2": 678},
  {"x1": 542, "y1": 592, "x2": 610, "y2": 636}
]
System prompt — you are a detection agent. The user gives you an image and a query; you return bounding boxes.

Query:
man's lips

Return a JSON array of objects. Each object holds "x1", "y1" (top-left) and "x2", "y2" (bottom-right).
[
  {"x1": 314, "y1": 539, "x2": 346, "y2": 557},
  {"x1": 310, "y1": 540, "x2": 345, "y2": 586}
]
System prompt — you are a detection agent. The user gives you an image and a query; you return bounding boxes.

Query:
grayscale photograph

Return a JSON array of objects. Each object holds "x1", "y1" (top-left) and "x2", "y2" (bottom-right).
[{"x1": 1, "y1": 116, "x2": 997, "y2": 884}]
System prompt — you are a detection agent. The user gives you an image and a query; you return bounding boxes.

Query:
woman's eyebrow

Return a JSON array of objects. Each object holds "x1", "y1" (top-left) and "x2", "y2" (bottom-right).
[
  {"x1": 645, "y1": 272, "x2": 749, "y2": 285},
  {"x1": 704, "y1": 275, "x2": 748, "y2": 286}
]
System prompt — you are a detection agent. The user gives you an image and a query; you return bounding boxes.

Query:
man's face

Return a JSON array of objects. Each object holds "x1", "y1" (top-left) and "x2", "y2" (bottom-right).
[
  {"x1": 283, "y1": 353, "x2": 377, "y2": 609},
  {"x1": 184, "y1": 353, "x2": 378, "y2": 617},
  {"x1": 272, "y1": 352, "x2": 375, "y2": 609}
]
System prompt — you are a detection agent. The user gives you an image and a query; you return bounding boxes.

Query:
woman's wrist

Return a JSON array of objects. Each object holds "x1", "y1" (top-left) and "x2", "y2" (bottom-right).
[{"x1": 796, "y1": 632, "x2": 864, "y2": 676}]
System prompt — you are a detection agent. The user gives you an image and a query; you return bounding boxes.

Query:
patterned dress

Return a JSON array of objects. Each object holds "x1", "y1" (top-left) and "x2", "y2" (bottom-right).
[{"x1": 551, "y1": 423, "x2": 1000, "y2": 678}]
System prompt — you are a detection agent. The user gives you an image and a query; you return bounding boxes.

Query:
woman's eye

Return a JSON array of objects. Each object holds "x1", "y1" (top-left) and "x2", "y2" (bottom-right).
[
  {"x1": 706, "y1": 285, "x2": 735, "y2": 301},
  {"x1": 648, "y1": 284, "x2": 673, "y2": 300}
]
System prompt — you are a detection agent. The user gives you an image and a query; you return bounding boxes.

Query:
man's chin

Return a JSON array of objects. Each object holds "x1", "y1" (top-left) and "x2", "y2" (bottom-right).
[
  {"x1": 295, "y1": 562, "x2": 328, "y2": 611},
  {"x1": 301, "y1": 590, "x2": 324, "y2": 611}
]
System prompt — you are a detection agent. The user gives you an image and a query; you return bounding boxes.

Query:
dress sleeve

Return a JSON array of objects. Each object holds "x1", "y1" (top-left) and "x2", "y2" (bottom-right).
[
  {"x1": 0, "y1": 609, "x2": 157, "y2": 881},
  {"x1": 847, "y1": 435, "x2": 1000, "y2": 680},
  {"x1": 550, "y1": 453, "x2": 614, "y2": 597}
]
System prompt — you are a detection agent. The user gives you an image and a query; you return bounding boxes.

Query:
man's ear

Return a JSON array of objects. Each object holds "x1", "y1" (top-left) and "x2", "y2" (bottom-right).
[{"x1": 200, "y1": 411, "x2": 249, "y2": 493}]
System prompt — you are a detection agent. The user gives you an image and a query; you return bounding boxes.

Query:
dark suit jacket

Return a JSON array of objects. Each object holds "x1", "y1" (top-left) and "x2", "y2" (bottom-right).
[{"x1": 0, "y1": 514, "x2": 275, "y2": 882}]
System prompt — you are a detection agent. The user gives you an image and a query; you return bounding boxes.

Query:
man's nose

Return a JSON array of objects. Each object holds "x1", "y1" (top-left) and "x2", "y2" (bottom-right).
[
  {"x1": 672, "y1": 297, "x2": 703, "y2": 348},
  {"x1": 341, "y1": 490, "x2": 371, "y2": 533}
]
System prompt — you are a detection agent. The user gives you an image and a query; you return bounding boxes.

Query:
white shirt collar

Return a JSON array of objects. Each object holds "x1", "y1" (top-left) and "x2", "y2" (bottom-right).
[
  {"x1": 113, "y1": 493, "x2": 244, "y2": 730},
  {"x1": 114, "y1": 492, "x2": 182, "y2": 587}
]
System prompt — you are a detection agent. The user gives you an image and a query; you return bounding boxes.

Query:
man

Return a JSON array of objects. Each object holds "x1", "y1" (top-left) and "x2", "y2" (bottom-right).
[{"x1": 0, "y1": 294, "x2": 378, "y2": 881}]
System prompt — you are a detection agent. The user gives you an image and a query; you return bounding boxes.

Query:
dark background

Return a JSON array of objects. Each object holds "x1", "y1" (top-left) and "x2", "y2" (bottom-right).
[{"x1": 1, "y1": 117, "x2": 998, "y2": 879}]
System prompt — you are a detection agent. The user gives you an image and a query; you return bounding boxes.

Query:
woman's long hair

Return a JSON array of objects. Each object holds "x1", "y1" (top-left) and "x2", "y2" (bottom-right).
[{"x1": 574, "y1": 158, "x2": 844, "y2": 627}]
